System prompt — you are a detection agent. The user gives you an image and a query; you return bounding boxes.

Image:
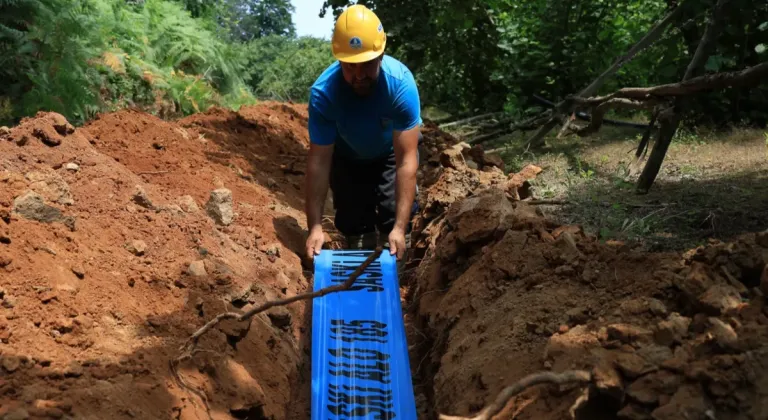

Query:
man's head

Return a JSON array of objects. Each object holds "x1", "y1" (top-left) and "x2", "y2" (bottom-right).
[{"x1": 331, "y1": 5, "x2": 386, "y2": 96}]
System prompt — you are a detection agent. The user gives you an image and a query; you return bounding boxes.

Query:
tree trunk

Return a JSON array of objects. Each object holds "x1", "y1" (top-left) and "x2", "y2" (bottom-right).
[{"x1": 636, "y1": 0, "x2": 731, "y2": 193}]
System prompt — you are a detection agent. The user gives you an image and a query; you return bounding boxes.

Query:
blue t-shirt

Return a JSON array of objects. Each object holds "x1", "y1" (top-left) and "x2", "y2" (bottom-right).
[{"x1": 308, "y1": 55, "x2": 422, "y2": 161}]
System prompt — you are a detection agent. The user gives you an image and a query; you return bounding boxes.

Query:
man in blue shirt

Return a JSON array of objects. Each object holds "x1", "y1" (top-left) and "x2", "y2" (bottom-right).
[{"x1": 304, "y1": 5, "x2": 421, "y2": 261}]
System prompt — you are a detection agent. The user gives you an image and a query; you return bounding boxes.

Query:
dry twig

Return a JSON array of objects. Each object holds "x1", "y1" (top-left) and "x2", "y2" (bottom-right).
[
  {"x1": 137, "y1": 170, "x2": 170, "y2": 175},
  {"x1": 176, "y1": 246, "x2": 383, "y2": 360},
  {"x1": 438, "y1": 370, "x2": 592, "y2": 420}
]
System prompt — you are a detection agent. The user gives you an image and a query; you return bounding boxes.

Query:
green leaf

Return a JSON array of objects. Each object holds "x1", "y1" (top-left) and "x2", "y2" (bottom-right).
[{"x1": 757, "y1": 44, "x2": 767, "y2": 54}]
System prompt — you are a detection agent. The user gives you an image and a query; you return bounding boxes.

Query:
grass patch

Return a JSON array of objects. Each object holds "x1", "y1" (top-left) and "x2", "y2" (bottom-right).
[{"x1": 484, "y1": 125, "x2": 768, "y2": 251}]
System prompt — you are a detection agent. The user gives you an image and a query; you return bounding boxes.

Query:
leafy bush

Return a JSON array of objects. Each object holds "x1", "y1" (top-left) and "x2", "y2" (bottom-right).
[
  {"x1": 246, "y1": 35, "x2": 336, "y2": 103},
  {"x1": 0, "y1": 0, "x2": 256, "y2": 126}
]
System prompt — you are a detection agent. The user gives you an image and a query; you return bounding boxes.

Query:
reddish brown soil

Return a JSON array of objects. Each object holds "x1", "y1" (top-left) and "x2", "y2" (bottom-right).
[
  {"x1": 0, "y1": 104, "x2": 318, "y2": 419},
  {"x1": 2, "y1": 105, "x2": 767, "y2": 420},
  {"x1": 407, "y1": 139, "x2": 768, "y2": 420}
]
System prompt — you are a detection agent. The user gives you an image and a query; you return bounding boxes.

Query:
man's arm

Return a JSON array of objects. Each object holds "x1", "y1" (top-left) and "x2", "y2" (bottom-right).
[
  {"x1": 305, "y1": 143, "x2": 334, "y2": 231},
  {"x1": 392, "y1": 126, "x2": 420, "y2": 233},
  {"x1": 305, "y1": 87, "x2": 336, "y2": 233}
]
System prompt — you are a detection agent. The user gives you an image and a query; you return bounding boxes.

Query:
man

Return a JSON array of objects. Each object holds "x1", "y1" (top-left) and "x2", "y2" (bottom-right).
[{"x1": 304, "y1": 4, "x2": 421, "y2": 261}]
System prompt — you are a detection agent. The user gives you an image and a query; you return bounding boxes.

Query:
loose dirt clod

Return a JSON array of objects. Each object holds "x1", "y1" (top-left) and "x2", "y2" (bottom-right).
[{"x1": 125, "y1": 240, "x2": 147, "y2": 256}]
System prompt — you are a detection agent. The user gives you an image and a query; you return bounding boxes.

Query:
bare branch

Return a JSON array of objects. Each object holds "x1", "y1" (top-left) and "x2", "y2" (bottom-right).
[
  {"x1": 524, "y1": 4, "x2": 686, "y2": 147},
  {"x1": 572, "y1": 98, "x2": 660, "y2": 137},
  {"x1": 176, "y1": 247, "x2": 384, "y2": 360},
  {"x1": 440, "y1": 113, "x2": 503, "y2": 129},
  {"x1": 570, "y1": 61, "x2": 768, "y2": 106},
  {"x1": 438, "y1": 370, "x2": 592, "y2": 420}
]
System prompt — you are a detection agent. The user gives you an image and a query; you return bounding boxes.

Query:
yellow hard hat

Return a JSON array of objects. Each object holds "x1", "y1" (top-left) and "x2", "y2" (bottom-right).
[{"x1": 331, "y1": 5, "x2": 387, "y2": 63}]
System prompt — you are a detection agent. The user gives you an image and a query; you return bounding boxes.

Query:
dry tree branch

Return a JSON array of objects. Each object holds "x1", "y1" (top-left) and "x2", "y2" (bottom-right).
[
  {"x1": 176, "y1": 246, "x2": 384, "y2": 361},
  {"x1": 524, "y1": 3, "x2": 686, "y2": 148},
  {"x1": 438, "y1": 370, "x2": 592, "y2": 420},
  {"x1": 568, "y1": 61, "x2": 768, "y2": 107},
  {"x1": 569, "y1": 98, "x2": 661, "y2": 137}
]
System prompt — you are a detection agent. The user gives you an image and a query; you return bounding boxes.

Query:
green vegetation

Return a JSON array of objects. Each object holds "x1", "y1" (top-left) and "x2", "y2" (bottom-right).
[
  {"x1": 0, "y1": 0, "x2": 334, "y2": 126},
  {"x1": 321, "y1": 0, "x2": 767, "y2": 128}
]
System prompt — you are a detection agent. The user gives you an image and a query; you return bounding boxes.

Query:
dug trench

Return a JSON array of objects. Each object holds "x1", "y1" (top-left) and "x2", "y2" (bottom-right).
[{"x1": 0, "y1": 105, "x2": 766, "y2": 420}]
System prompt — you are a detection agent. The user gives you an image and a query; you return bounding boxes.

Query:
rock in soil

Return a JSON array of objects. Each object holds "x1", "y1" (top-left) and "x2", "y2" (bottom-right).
[
  {"x1": 187, "y1": 260, "x2": 207, "y2": 277},
  {"x1": 132, "y1": 185, "x2": 155, "y2": 209},
  {"x1": 206, "y1": 188, "x2": 234, "y2": 225},
  {"x1": 12, "y1": 191, "x2": 68, "y2": 224},
  {"x1": 124, "y1": 240, "x2": 147, "y2": 256},
  {"x1": 178, "y1": 195, "x2": 200, "y2": 213}
]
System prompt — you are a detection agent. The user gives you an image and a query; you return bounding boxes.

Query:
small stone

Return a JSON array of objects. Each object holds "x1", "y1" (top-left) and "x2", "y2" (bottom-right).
[
  {"x1": 614, "y1": 352, "x2": 657, "y2": 379},
  {"x1": 187, "y1": 261, "x2": 207, "y2": 277},
  {"x1": 698, "y1": 284, "x2": 741, "y2": 315},
  {"x1": 178, "y1": 195, "x2": 199, "y2": 213},
  {"x1": 0, "y1": 126, "x2": 10, "y2": 137},
  {"x1": 636, "y1": 345, "x2": 673, "y2": 366},
  {"x1": 592, "y1": 360, "x2": 624, "y2": 403},
  {"x1": 64, "y1": 163, "x2": 80, "y2": 172},
  {"x1": 654, "y1": 313, "x2": 691, "y2": 346},
  {"x1": 132, "y1": 186, "x2": 154, "y2": 209},
  {"x1": 266, "y1": 178, "x2": 278, "y2": 189},
  {"x1": 607, "y1": 323, "x2": 653, "y2": 344},
  {"x1": 440, "y1": 146, "x2": 467, "y2": 170},
  {"x1": 627, "y1": 371, "x2": 681, "y2": 406},
  {"x1": 648, "y1": 299, "x2": 668, "y2": 316},
  {"x1": 12, "y1": 191, "x2": 65, "y2": 224},
  {"x1": 707, "y1": 317, "x2": 738, "y2": 350},
  {"x1": 650, "y1": 385, "x2": 712, "y2": 420},
  {"x1": 558, "y1": 325, "x2": 570, "y2": 334},
  {"x1": 206, "y1": 188, "x2": 234, "y2": 226},
  {"x1": 267, "y1": 307, "x2": 292, "y2": 329},
  {"x1": 3, "y1": 355, "x2": 21, "y2": 372},
  {"x1": 125, "y1": 240, "x2": 147, "y2": 256},
  {"x1": 71, "y1": 265, "x2": 85, "y2": 279},
  {"x1": 40, "y1": 291, "x2": 58, "y2": 304}
]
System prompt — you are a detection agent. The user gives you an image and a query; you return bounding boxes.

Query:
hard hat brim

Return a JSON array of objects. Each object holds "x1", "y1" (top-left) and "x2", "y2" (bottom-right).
[{"x1": 334, "y1": 47, "x2": 385, "y2": 64}]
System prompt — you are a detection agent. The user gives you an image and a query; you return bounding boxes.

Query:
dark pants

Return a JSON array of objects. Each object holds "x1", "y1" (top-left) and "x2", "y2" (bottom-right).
[{"x1": 329, "y1": 142, "x2": 420, "y2": 238}]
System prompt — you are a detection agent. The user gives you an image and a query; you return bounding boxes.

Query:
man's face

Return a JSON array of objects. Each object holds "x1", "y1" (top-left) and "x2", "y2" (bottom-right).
[{"x1": 340, "y1": 56, "x2": 382, "y2": 96}]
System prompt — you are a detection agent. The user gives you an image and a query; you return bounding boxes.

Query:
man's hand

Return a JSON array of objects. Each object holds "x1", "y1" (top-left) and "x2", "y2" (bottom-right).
[
  {"x1": 306, "y1": 225, "x2": 325, "y2": 259},
  {"x1": 388, "y1": 227, "x2": 407, "y2": 260}
]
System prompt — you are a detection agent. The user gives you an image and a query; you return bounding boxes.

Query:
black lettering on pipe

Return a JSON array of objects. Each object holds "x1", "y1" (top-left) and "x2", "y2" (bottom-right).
[{"x1": 329, "y1": 347, "x2": 390, "y2": 361}]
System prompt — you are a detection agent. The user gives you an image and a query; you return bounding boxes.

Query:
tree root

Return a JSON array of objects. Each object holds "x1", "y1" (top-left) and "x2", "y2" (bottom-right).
[
  {"x1": 170, "y1": 247, "x2": 384, "y2": 415},
  {"x1": 438, "y1": 370, "x2": 592, "y2": 420}
]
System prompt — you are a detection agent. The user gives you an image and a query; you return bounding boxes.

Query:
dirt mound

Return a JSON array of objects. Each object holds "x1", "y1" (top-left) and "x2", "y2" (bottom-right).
[
  {"x1": 3, "y1": 105, "x2": 767, "y2": 420},
  {"x1": 0, "y1": 105, "x2": 317, "y2": 419},
  {"x1": 407, "y1": 145, "x2": 768, "y2": 419}
]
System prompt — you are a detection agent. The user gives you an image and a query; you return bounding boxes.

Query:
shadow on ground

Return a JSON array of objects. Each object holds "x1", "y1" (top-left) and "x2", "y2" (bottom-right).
[{"x1": 552, "y1": 168, "x2": 768, "y2": 251}]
